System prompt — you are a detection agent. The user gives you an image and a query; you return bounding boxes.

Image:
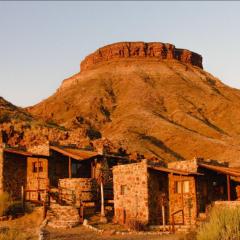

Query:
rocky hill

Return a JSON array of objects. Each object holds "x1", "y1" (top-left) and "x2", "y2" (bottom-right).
[
  {"x1": 0, "y1": 97, "x2": 93, "y2": 148},
  {"x1": 27, "y1": 42, "x2": 240, "y2": 165}
]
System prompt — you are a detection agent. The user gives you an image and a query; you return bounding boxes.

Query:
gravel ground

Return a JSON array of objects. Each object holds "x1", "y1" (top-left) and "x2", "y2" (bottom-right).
[{"x1": 47, "y1": 225, "x2": 186, "y2": 240}]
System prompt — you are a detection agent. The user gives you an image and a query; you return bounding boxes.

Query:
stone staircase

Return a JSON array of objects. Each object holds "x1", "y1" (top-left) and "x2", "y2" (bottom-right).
[{"x1": 46, "y1": 203, "x2": 80, "y2": 229}]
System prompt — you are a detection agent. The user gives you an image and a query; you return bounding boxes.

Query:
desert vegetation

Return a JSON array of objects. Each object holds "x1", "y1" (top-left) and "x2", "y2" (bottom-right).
[
  {"x1": 0, "y1": 192, "x2": 11, "y2": 216},
  {"x1": 197, "y1": 206, "x2": 240, "y2": 240}
]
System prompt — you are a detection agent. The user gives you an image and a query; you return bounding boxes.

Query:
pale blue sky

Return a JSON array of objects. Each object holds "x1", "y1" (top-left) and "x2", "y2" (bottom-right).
[{"x1": 0, "y1": 1, "x2": 240, "y2": 107}]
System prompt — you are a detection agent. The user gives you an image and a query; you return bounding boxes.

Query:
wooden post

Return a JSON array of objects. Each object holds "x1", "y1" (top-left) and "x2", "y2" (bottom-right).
[
  {"x1": 180, "y1": 175, "x2": 184, "y2": 207},
  {"x1": 21, "y1": 185, "x2": 25, "y2": 212},
  {"x1": 227, "y1": 175, "x2": 231, "y2": 201},
  {"x1": 37, "y1": 158, "x2": 40, "y2": 201},
  {"x1": 43, "y1": 201, "x2": 47, "y2": 220},
  {"x1": 68, "y1": 156, "x2": 72, "y2": 178},
  {"x1": 162, "y1": 205, "x2": 166, "y2": 229}
]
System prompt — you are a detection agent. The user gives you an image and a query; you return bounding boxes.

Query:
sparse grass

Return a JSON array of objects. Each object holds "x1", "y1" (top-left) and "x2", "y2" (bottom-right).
[
  {"x1": 0, "y1": 228, "x2": 34, "y2": 240},
  {"x1": 0, "y1": 192, "x2": 11, "y2": 216},
  {"x1": 197, "y1": 206, "x2": 240, "y2": 240},
  {"x1": 0, "y1": 206, "x2": 42, "y2": 240}
]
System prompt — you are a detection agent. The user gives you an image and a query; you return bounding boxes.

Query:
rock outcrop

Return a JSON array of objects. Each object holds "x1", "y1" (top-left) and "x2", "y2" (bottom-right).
[
  {"x1": 27, "y1": 41, "x2": 240, "y2": 165},
  {"x1": 80, "y1": 42, "x2": 203, "y2": 71}
]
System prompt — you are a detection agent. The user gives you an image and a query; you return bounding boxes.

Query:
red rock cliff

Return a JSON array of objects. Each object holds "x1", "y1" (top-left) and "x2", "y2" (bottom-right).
[{"x1": 80, "y1": 42, "x2": 203, "y2": 71}]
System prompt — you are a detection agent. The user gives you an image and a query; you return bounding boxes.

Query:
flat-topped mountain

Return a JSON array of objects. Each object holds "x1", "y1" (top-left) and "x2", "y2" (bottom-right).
[
  {"x1": 80, "y1": 42, "x2": 203, "y2": 71},
  {"x1": 27, "y1": 42, "x2": 240, "y2": 165}
]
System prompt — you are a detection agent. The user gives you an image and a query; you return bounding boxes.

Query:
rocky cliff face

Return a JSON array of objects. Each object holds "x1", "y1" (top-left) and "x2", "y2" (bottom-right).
[
  {"x1": 80, "y1": 42, "x2": 203, "y2": 71},
  {"x1": 27, "y1": 41, "x2": 240, "y2": 165}
]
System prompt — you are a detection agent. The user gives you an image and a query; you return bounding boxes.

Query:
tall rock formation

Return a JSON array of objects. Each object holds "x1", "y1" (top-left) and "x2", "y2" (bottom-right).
[{"x1": 27, "y1": 42, "x2": 240, "y2": 166}]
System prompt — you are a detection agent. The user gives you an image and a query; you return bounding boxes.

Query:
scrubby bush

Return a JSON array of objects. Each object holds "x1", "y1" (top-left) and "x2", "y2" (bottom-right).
[
  {"x1": 0, "y1": 228, "x2": 33, "y2": 240},
  {"x1": 0, "y1": 112, "x2": 11, "y2": 123},
  {"x1": 197, "y1": 206, "x2": 240, "y2": 240},
  {"x1": 0, "y1": 192, "x2": 11, "y2": 217},
  {"x1": 126, "y1": 219, "x2": 146, "y2": 231}
]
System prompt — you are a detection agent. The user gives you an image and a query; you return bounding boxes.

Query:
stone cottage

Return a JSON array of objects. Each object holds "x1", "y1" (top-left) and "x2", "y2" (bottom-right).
[
  {"x1": 168, "y1": 158, "x2": 240, "y2": 213},
  {"x1": 0, "y1": 145, "x2": 48, "y2": 200},
  {"x1": 113, "y1": 160, "x2": 200, "y2": 226},
  {"x1": 113, "y1": 158, "x2": 240, "y2": 227}
]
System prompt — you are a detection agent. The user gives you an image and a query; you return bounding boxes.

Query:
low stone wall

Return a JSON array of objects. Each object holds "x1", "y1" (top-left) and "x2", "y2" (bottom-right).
[
  {"x1": 58, "y1": 178, "x2": 98, "y2": 206},
  {"x1": 214, "y1": 201, "x2": 240, "y2": 208}
]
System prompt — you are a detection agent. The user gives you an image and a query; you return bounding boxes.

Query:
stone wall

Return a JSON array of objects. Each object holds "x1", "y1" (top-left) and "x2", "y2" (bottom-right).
[
  {"x1": 214, "y1": 201, "x2": 240, "y2": 207},
  {"x1": 113, "y1": 161, "x2": 149, "y2": 225},
  {"x1": 27, "y1": 142, "x2": 50, "y2": 156},
  {"x1": 25, "y1": 157, "x2": 49, "y2": 201},
  {"x1": 169, "y1": 174, "x2": 197, "y2": 225},
  {"x1": 168, "y1": 159, "x2": 198, "y2": 172},
  {"x1": 58, "y1": 178, "x2": 98, "y2": 206}
]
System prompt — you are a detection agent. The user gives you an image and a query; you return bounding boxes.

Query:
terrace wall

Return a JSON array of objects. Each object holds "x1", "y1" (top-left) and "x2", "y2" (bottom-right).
[{"x1": 58, "y1": 178, "x2": 98, "y2": 206}]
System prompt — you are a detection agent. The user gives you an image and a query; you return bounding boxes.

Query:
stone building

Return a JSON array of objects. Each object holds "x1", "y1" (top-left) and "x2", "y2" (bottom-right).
[
  {"x1": 113, "y1": 159, "x2": 240, "y2": 227},
  {"x1": 168, "y1": 158, "x2": 240, "y2": 213},
  {"x1": 0, "y1": 146, "x2": 48, "y2": 200},
  {"x1": 113, "y1": 160, "x2": 199, "y2": 226},
  {"x1": 0, "y1": 142, "x2": 130, "y2": 204},
  {"x1": 48, "y1": 145, "x2": 130, "y2": 205}
]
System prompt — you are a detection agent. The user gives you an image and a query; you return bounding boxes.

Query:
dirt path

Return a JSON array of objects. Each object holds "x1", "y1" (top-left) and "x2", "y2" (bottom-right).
[{"x1": 47, "y1": 225, "x2": 185, "y2": 240}]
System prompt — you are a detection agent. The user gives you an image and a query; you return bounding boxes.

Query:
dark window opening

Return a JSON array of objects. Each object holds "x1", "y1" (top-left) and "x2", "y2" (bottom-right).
[{"x1": 32, "y1": 161, "x2": 43, "y2": 173}]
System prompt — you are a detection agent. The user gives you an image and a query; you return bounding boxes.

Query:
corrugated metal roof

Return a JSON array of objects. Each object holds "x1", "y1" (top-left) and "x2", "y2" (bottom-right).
[
  {"x1": 198, "y1": 163, "x2": 240, "y2": 177},
  {"x1": 50, "y1": 146, "x2": 100, "y2": 161}
]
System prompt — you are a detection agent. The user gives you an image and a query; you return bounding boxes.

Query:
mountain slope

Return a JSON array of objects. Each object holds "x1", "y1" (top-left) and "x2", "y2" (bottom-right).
[{"x1": 28, "y1": 42, "x2": 240, "y2": 165}]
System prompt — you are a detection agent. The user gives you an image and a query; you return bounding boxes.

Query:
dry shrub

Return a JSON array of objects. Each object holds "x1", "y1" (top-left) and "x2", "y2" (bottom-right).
[
  {"x1": 0, "y1": 228, "x2": 33, "y2": 240},
  {"x1": 197, "y1": 205, "x2": 240, "y2": 240},
  {"x1": 0, "y1": 192, "x2": 11, "y2": 216},
  {"x1": 126, "y1": 219, "x2": 146, "y2": 231}
]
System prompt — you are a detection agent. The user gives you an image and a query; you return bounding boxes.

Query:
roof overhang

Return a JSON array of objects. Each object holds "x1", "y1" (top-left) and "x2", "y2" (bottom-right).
[
  {"x1": 148, "y1": 165, "x2": 203, "y2": 176},
  {"x1": 198, "y1": 163, "x2": 240, "y2": 177},
  {"x1": 50, "y1": 145, "x2": 101, "y2": 161}
]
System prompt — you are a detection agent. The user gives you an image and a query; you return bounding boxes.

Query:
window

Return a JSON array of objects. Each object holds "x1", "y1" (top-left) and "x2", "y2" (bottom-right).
[
  {"x1": 174, "y1": 181, "x2": 182, "y2": 193},
  {"x1": 120, "y1": 185, "x2": 127, "y2": 195},
  {"x1": 174, "y1": 181, "x2": 190, "y2": 193},
  {"x1": 183, "y1": 181, "x2": 190, "y2": 193},
  {"x1": 32, "y1": 162, "x2": 38, "y2": 173},
  {"x1": 32, "y1": 161, "x2": 43, "y2": 173}
]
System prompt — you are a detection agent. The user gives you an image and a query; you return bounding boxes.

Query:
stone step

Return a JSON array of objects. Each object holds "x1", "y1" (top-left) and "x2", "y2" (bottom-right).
[{"x1": 46, "y1": 204, "x2": 80, "y2": 229}]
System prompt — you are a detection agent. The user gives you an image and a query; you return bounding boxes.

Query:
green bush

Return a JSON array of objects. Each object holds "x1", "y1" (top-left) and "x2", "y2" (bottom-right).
[
  {"x1": 197, "y1": 206, "x2": 240, "y2": 240},
  {"x1": 0, "y1": 192, "x2": 11, "y2": 217}
]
